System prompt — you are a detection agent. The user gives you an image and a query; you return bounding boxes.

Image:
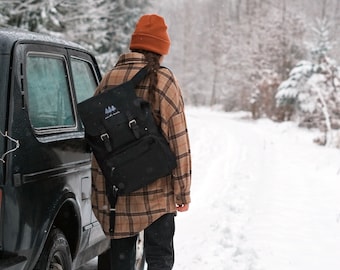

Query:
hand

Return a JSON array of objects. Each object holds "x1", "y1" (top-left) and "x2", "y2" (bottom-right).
[{"x1": 176, "y1": 203, "x2": 189, "y2": 212}]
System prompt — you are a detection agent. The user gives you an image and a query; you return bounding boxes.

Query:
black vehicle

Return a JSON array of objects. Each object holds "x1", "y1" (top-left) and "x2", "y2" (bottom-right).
[{"x1": 0, "y1": 29, "x2": 110, "y2": 270}]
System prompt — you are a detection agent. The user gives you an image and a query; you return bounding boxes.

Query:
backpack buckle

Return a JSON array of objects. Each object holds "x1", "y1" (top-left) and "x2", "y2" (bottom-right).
[
  {"x1": 128, "y1": 119, "x2": 140, "y2": 139},
  {"x1": 100, "y1": 133, "x2": 109, "y2": 141},
  {"x1": 128, "y1": 119, "x2": 137, "y2": 128},
  {"x1": 100, "y1": 133, "x2": 112, "y2": 152}
]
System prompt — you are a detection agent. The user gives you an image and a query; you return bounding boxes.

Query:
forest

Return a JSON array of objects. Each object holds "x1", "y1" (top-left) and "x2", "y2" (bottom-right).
[{"x1": 1, "y1": 0, "x2": 340, "y2": 147}]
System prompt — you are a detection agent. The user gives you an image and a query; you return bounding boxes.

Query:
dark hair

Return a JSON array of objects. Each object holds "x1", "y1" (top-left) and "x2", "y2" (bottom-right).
[{"x1": 132, "y1": 49, "x2": 161, "y2": 105}]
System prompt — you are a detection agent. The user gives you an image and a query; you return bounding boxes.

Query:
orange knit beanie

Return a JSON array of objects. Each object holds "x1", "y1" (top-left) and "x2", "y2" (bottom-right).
[{"x1": 130, "y1": 14, "x2": 171, "y2": 55}]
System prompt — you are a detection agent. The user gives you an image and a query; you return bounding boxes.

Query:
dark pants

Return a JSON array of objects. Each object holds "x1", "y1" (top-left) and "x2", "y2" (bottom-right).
[{"x1": 98, "y1": 213, "x2": 175, "y2": 270}]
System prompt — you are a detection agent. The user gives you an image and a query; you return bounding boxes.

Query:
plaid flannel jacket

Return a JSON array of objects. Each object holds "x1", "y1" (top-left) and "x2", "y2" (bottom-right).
[{"x1": 91, "y1": 52, "x2": 192, "y2": 238}]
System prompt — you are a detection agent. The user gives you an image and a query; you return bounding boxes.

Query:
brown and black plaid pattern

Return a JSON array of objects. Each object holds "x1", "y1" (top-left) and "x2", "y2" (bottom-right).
[{"x1": 91, "y1": 52, "x2": 191, "y2": 238}]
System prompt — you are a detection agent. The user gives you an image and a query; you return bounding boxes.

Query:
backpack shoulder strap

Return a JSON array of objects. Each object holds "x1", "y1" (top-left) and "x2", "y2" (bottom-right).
[{"x1": 130, "y1": 66, "x2": 149, "y2": 87}]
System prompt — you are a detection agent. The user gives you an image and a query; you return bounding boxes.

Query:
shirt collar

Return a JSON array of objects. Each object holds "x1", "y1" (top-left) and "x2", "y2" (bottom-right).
[{"x1": 115, "y1": 52, "x2": 147, "y2": 66}]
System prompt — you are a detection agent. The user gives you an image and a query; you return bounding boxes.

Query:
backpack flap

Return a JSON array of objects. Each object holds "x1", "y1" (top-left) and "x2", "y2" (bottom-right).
[{"x1": 77, "y1": 67, "x2": 149, "y2": 138}]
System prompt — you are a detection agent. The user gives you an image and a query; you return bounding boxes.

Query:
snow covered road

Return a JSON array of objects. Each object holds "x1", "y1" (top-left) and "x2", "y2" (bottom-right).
[{"x1": 174, "y1": 107, "x2": 340, "y2": 270}]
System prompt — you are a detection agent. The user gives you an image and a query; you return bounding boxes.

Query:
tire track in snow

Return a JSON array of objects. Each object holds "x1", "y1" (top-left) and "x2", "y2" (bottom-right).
[{"x1": 174, "y1": 108, "x2": 262, "y2": 270}]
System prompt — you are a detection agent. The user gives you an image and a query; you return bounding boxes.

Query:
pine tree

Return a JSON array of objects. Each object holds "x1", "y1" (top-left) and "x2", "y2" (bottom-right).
[
  {"x1": 275, "y1": 60, "x2": 313, "y2": 120},
  {"x1": 276, "y1": 18, "x2": 340, "y2": 146}
]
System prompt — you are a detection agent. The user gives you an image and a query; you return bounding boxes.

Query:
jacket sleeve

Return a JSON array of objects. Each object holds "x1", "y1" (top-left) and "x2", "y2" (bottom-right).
[
  {"x1": 168, "y1": 111, "x2": 191, "y2": 204},
  {"x1": 159, "y1": 72, "x2": 191, "y2": 205}
]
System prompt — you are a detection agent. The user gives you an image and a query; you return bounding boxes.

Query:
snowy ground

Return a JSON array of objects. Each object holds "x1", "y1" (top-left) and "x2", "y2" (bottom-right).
[{"x1": 80, "y1": 106, "x2": 340, "y2": 270}]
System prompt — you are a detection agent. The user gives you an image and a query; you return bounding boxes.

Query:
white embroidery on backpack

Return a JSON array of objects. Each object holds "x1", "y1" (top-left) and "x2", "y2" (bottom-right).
[{"x1": 104, "y1": 105, "x2": 120, "y2": 119}]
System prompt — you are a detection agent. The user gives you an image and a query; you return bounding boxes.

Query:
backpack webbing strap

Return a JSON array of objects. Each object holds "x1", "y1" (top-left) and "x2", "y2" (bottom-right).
[
  {"x1": 104, "y1": 66, "x2": 148, "y2": 236},
  {"x1": 125, "y1": 66, "x2": 149, "y2": 139},
  {"x1": 106, "y1": 183, "x2": 119, "y2": 236},
  {"x1": 126, "y1": 111, "x2": 140, "y2": 139}
]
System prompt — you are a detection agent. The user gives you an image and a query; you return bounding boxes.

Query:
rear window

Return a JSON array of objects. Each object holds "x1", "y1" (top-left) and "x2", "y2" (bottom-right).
[{"x1": 26, "y1": 54, "x2": 75, "y2": 130}]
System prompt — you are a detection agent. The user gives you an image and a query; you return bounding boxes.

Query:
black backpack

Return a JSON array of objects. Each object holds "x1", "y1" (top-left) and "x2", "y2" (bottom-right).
[{"x1": 77, "y1": 66, "x2": 176, "y2": 194}]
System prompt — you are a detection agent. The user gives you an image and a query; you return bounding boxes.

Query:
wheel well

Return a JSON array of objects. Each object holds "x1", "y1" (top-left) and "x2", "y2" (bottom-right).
[{"x1": 53, "y1": 200, "x2": 80, "y2": 259}]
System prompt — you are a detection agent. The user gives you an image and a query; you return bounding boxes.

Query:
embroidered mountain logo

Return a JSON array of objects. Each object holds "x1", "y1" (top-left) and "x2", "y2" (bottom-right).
[{"x1": 104, "y1": 105, "x2": 120, "y2": 119}]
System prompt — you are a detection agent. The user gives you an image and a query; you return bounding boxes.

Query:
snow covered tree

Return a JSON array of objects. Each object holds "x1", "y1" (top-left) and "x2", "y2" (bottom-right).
[
  {"x1": 276, "y1": 18, "x2": 340, "y2": 146},
  {"x1": 0, "y1": 0, "x2": 68, "y2": 33},
  {"x1": 299, "y1": 55, "x2": 340, "y2": 145},
  {"x1": 245, "y1": 1, "x2": 306, "y2": 118},
  {"x1": 0, "y1": 0, "x2": 150, "y2": 72},
  {"x1": 275, "y1": 60, "x2": 314, "y2": 120},
  {"x1": 73, "y1": 0, "x2": 150, "y2": 72}
]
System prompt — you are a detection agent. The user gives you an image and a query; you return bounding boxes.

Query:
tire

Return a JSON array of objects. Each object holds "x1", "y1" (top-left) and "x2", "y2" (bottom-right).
[{"x1": 34, "y1": 228, "x2": 72, "y2": 270}]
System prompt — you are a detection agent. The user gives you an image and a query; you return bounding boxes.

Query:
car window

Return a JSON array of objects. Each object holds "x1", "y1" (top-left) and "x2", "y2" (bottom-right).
[
  {"x1": 71, "y1": 58, "x2": 97, "y2": 103},
  {"x1": 26, "y1": 55, "x2": 75, "y2": 129}
]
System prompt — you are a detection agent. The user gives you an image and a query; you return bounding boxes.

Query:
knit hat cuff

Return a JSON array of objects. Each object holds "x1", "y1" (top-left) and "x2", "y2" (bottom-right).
[{"x1": 130, "y1": 33, "x2": 170, "y2": 55}]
